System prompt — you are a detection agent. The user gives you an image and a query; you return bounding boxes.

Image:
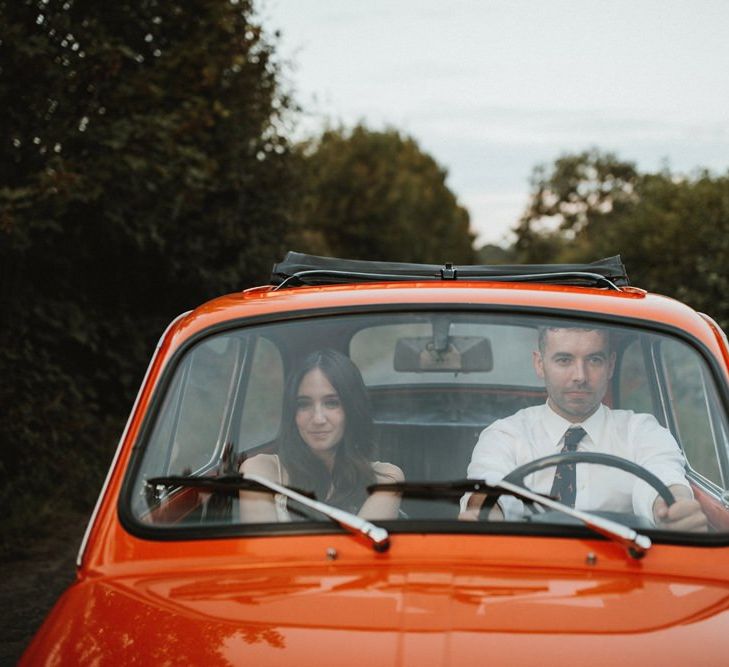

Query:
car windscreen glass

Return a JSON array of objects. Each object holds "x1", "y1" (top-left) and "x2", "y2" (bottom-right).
[{"x1": 127, "y1": 312, "x2": 729, "y2": 540}]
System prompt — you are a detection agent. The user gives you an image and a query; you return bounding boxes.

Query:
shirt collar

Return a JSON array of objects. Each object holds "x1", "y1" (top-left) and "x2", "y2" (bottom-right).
[{"x1": 542, "y1": 401, "x2": 606, "y2": 449}]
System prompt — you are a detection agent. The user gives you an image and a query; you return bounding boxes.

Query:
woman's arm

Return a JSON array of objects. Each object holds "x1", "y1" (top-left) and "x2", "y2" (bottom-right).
[
  {"x1": 238, "y1": 454, "x2": 284, "y2": 523},
  {"x1": 358, "y1": 462, "x2": 404, "y2": 520}
]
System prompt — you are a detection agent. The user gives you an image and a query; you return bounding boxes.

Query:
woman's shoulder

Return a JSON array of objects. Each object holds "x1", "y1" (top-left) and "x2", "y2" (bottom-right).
[
  {"x1": 239, "y1": 453, "x2": 281, "y2": 476},
  {"x1": 371, "y1": 460, "x2": 404, "y2": 482}
]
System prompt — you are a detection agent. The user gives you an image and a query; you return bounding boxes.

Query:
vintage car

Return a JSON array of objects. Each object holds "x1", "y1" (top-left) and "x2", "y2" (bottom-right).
[{"x1": 22, "y1": 252, "x2": 729, "y2": 665}]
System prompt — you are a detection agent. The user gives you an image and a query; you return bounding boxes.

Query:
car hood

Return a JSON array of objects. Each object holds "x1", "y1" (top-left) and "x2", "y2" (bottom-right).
[{"x1": 23, "y1": 560, "x2": 729, "y2": 665}]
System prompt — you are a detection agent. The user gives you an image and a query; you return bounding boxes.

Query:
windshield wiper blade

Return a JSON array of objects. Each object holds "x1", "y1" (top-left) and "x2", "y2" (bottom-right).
[
  {"x1": 368, "y1": 479, "x2": 508, "y2": 498},
  {"x1": 495, "y1": 479, "x2": 652, "y2": 559},
  {"x1": 146, "y1": 474, "x2": 315, "y2": 497},
  {"x1": 368, "y1": 479, "x2": 651, "y2": 560},
  {"x1": 148, "y1": 474, "x2": 390, "y2": 553}
]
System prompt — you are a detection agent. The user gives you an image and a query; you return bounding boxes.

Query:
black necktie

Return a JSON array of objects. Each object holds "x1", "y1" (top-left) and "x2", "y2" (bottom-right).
[{"x1": 550, "y1": 426, "x2": 586, "y2": 507}]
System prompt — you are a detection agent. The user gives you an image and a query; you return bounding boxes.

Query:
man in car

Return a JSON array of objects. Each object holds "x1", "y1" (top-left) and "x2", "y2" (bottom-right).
[{"x1": 459, "y1": 325, "x2": 708, "y2": 531}]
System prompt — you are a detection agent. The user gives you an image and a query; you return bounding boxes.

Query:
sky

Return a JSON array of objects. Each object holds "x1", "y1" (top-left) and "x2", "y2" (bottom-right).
[{"x1": 261, "y1": 0, "x2": 729, "y2": 247}]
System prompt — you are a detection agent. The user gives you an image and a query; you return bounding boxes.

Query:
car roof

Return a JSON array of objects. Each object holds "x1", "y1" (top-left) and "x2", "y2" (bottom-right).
[{"x1": 164, "y1": 279, "x2": 718, "y2": 356}]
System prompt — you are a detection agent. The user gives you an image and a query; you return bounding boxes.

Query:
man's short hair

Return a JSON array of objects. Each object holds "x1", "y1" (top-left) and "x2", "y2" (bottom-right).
[{"x1": 537, "y1": 325, "x2": 612, "y2": 354}]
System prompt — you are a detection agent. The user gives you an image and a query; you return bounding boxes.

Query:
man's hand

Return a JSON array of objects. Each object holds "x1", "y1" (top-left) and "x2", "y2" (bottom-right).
[{"x1": 653, "y1": 485, "x2": 709, "y2": 532}]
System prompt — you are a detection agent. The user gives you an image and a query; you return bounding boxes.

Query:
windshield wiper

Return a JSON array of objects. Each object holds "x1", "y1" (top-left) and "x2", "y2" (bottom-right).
[
  {"x1": 368, "y1": 478, "x2": 652, "y2": 559},
  {"x1": 367, "y1": 479, "x2": 510, "y2": 499},
  {"x1": 496, "y1": 480, "x2": 652, "y2": 559},
  {"x1": 147, "y1": 474, "x2": 390, "y2": 552}
]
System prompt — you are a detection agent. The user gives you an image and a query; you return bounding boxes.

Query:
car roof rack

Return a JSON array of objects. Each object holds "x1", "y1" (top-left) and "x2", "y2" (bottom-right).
[{"x1": 270, "y1": 252, "x2": 629, "y2": 291}]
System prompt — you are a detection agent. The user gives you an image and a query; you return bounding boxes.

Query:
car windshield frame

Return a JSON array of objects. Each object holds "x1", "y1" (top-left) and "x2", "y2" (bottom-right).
[{"x1": 118, "y1": 302, "x2": 729, "y2": 547}]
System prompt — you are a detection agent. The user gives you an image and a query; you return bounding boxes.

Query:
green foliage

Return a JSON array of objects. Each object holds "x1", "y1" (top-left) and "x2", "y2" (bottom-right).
[
  {"x1": 513, "y1": 149, "x2": 729, "y2": 328},
  {"x1": 514, "y1": 148, "x2": 639, "y2": 262},
  {"x1": 289, "y1": 125, "x2": 476, "y2": 263},
  {"x1": 593, "y1": 171, "x2": 729, "y2": 328},
  {"x1": 0, "y1": 0, "x2": 296, "y2": 553}
]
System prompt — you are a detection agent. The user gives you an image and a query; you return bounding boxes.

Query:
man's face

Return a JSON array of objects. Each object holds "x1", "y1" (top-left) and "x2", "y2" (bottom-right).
[{"x1": 533, "y1": 328, "x2": 615, "y2": 422}]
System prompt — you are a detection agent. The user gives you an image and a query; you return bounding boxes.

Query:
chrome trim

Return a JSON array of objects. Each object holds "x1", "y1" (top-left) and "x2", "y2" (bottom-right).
[
  {"x1": 722, "y1": 491, "x2": 729, "y2": 510},
  {"x1": 688, "y1": 468, "x2": 724, "y2": 500},
  {"x1": 699, "y1": 365, "x2": 727, "y2": 488}
]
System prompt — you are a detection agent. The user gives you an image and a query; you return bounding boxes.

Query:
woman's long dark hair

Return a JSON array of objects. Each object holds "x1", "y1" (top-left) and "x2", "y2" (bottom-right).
[{"x1": 279, "y1": 349, "x2": 376, "y2": 512}]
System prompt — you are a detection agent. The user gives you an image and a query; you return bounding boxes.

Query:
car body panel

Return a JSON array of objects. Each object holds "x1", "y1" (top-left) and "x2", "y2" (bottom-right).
[{"x1": 23, "y1": 534, "x2": 729, "y2": 665}]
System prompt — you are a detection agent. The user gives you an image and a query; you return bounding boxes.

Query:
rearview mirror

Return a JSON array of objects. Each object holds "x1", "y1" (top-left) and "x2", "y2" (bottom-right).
[{"x1": 394, "y1": 336, "x2": 493, "y2": 372}]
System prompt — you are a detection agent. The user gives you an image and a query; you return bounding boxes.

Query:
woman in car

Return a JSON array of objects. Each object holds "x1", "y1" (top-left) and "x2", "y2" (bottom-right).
[{"x1": 239, "y1": 349, "x2": 403, "y2": 522}]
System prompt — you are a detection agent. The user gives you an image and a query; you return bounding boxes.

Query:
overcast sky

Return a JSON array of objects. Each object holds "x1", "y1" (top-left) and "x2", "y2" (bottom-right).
[{"x1": 261, "y1": 0, "x2": 729, "y2": 247}]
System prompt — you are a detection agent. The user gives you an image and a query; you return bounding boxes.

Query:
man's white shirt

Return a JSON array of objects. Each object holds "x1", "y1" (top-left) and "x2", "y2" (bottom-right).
[{"x1": 464, "y1": 402, "x2": 691, "y2": 521}]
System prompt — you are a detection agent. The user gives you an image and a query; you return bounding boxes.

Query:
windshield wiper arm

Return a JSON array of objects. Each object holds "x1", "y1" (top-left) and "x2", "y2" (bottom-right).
[
  {"x1": 495, "y1": 479, "x2": 652, "y2": 559},
  {"x1": 368, "y1": 478, "x2": 651, "y2": 559},
  {"x1": 148, "y1": 474, "x2": 390, "y2": 552},
  {"x1": 243, "y1": 474, "x2": 390, "y2": 552}
]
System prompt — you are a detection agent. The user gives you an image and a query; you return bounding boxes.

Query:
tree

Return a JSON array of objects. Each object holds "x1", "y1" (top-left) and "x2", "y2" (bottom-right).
[
  {"x1": 475, "y1": 243, "x2": 517, "y2": 265},
  {"x1": 513, "y1": 148, "x2": 639, "y2": 263},
  {"x1": 289, "y1": 125, "x2": 476, "y2": 264},
  {"x1": 512, "y1": 149, "x2": 729, "y2": 329},
  {"x1": 592, "y1": 171, "x2": 729, "y2": 329},
  {"x1": 0, "y1": 0, "x2": 296, "y2": 551}
]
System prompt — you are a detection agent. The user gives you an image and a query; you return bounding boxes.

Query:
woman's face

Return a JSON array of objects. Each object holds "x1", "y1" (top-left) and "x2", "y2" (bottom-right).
[{"x1": 295, "y1": 367, "x2": 346, "y2": 458}]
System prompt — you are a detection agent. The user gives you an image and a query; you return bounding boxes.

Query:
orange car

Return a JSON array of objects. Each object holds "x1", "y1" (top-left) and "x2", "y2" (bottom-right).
[{"x1": 22, "y1": 253, "x2": 729, "y2": 665}]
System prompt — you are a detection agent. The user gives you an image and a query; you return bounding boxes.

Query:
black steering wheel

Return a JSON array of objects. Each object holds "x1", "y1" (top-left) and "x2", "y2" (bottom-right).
[{"x1": 502, "y1": 451, "x2": 676, "y2": 512}]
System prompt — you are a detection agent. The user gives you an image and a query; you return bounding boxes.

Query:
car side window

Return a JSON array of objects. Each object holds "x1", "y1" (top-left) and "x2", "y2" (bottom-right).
[
  {"x1": 237, "y1": 337, "x2": 284, "y2": 451},
  {"x1": 617, "y1": 338, "x2": 655, "y2": 415},
  {"x1": 166, "y1": 335, "x2": 242, "y2": 474},
  {"x1": 661, "y1": 339, "x2": 724, "y2": 487}
]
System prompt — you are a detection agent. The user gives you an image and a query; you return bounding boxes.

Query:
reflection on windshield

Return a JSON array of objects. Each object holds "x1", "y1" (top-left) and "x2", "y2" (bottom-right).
[{"x1": 130, "y1": 313, "x2": 728, "y2": 537}]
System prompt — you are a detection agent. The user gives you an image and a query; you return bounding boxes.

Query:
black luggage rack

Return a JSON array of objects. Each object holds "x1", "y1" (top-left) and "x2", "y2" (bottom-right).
[{"x1": 270, "y1": 252, "x2": 629, "y2": 291}]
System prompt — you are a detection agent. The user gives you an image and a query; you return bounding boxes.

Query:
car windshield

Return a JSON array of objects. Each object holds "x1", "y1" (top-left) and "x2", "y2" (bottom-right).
[{"x1": 127, "y1": 311, "x2": 729, "y2": 540}]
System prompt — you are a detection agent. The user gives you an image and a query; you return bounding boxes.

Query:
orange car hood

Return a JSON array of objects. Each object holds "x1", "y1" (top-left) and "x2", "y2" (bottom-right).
[{"x1": 23, "y1": 561, "x2": 729, "y2": 665}]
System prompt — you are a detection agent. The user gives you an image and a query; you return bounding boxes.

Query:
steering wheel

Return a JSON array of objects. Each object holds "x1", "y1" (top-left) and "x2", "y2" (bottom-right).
[{"x1": 502, "y1": 451, "x2": 675, "y2": 516}]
